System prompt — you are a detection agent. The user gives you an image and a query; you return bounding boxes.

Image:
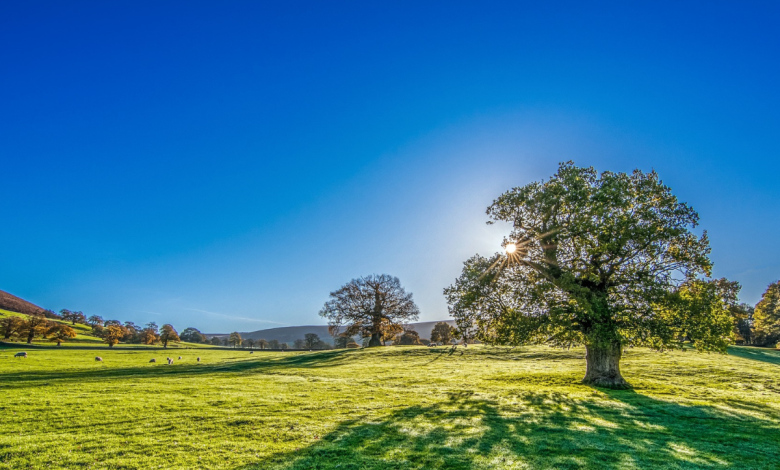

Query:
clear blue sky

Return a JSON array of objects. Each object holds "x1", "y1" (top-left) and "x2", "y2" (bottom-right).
[{"x1": 1, "y1": 1, "x2": 778, "y2": 333}]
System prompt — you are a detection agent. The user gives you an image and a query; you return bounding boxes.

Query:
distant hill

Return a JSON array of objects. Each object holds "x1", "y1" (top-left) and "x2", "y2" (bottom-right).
[
  {"x1": 207, "y1": 320, "x2": 457, "y2": 345},
  {"x1": 0, "y1": 289, "x2": 46, "y2": 316}
]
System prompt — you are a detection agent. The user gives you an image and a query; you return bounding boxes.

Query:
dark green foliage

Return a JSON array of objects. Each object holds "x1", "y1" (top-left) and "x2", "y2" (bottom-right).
[
  {"x1": 753, "y1": 281, "x2": 780, "y2": 346},
  {"x1": 445, "y1": 162, "x2": 731, "y2": 387}
]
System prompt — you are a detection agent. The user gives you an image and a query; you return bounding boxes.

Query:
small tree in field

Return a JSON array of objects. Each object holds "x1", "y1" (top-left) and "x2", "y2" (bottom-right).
[
  {"x1": 229, "y1": 332, "x2": 242, "y2": 348},
  {"x1": 430, "y1": 322, "x2": 454, "y2": 345},
  {"x1": 268, "y1": 339, "x2": 280, "y2": 349},
  {"x1": 46, "y1": 323, "x2": 77, "y2": 346},
  {"x1": 445, "y1": 162, "x2": 731, "y2": 388},
  {"x1": 160, "y1": 324, "x2": 180, "y2": 348},
  {"x1": 293, "y1": 339, "x2": 306, "y2": 349},
  {"x1": 103, "y1": 325, "x2": 127, "y2": 347},
  {"x1": 304, "y1": 333, "x2": 321, "y2": 349},
  {"x1": 257, "y1": 339, "x2": 268, "y2": 349},
  {"x1": 0, "y1": 315, "x2": 25, "y2": 340},
  {"x1": 210, "y1": 336, "x2": 222, "y2": 346},
  {"x1": 395, "y1": 328, "x2": 422, "y2": 345},
  {"x1": 320, "y1": 274, "x2": 420, "y2": 347},
  {"x1": 180, "y1": 327, "x2": 206, "y2": 343},
  {"x1": 141, "y1": 323, "x2": 160, "y2": 345},
  {"x1": 24, "y1": 314, "x2": 50, "y2": 344},
  {"x1": 87, "y1": 315, "x2": 104, "y2": 328}
]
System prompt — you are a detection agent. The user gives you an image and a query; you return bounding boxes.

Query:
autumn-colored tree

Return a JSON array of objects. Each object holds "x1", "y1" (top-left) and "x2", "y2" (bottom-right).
[
  {"x1": 160, "y1": 324, "x2": 180, "y2": 348},
  {"x1": 430, "y1": 322, "x2": 454, "y2": 345},
  {"x1": 103, "y1": 324, "x2": 127, "y2": 347},
  {"x1": 395, "y1": 328, "x2": 422, "y2": 345},
  {"x1": 256, "y1": 338, "x2": 268, "y2": 349},
  {"x1": 0, "y1": 315, "x2": 25, "y2": 340},
  {"x1": 753, "y1": 281, "x2": 780, "y2": 347},
  {"x1": 141, "y1": 322, "x2": 160, "y2": 345},
  {"x1": 24, "y1": 314, "x2": 51, "y2": 344},
  {"x1": 46, "y1": 323, "x2": 77, "y2": 346},
  {"x1": 228, "y1": 332, "x2": 242, "y2": 348}
]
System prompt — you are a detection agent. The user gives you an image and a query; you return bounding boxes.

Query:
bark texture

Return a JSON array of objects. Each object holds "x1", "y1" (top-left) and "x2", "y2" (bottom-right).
[
  {"x1": 582, "y1": 341, "x2": 631, "y2": 389},
  {"x1": 367, "y1": 332, "x2": 382, "y2": 347}
]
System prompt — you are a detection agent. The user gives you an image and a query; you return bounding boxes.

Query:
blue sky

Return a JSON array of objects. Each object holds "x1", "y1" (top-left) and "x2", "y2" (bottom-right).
[{"x1": 1, "y1": 1, "x2": 778, "y2": 332}]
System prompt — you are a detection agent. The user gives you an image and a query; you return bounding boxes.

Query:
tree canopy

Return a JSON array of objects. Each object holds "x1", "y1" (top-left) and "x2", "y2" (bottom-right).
[
  {"x1": 320, "y1": 274, "x2": 420, "y2": 347},
  {"x1": 430, "y1": 322, "x2": 454, "y2": 345},
  {"x1": 753, "y1": 281, "x2": 780, "y2": 346},
  {"x1": 445, "y1": 162, "x2": 731, "y2": 388}
]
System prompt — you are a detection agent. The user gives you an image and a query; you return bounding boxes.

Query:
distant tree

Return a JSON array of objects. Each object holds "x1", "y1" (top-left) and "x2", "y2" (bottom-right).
[
  {"x1": 243, "y1": 338, "x2": 256, "y2": 349},
  {"x1": 46, "y1": 324, "x2": 77, "y2": 346},
  {"x1": 280, "y1": 342, "x2": 289, "y2": 350},
  {"x1": 222, "y1": 337, "x2": 229, "y2": 346},
  {"x1": 59, "y1": 309, "x2": 74, "y2": 323},
  {"x1": 160, "y1": 324, "x2": 180, "y2": 348},
  {"x1": 72, "y1": 311, "x2": 86, "y2": 325},
  {"x1": 334, "y1": 335, "x2": 350, "y2": 349},
  {"x1": 304, "y1": 333, "x2": 321, "y2": 349},
  {"x1": 123, "y1": 322, "x2": 140, "y2": 342},
  {"x1": 141, "y1": 322, "x2": 160, "y2": 345},
  {"x1": 268, "y1": 339, "x2": 280, "y2": 349},
  {"x1": 24, "y1": 313, "x2": 51, "y2": 344},
  {"x1": 293, "y1": 339, "x2": 306, "y2": 349},
  {"x1": 42, "y1": 309, "x2": 61, "y2": 320},
  {"x1": 320, "y1": 274, "x2": 420, "y2": 347},
  {"x1": 228, "y1": 332, "x2": 242, "y2": 348},
  {"x1": 103, "y1": 324, "x2": 127, "y2": 347},
  {"x1": 734, "y1": 303, "x2": 754, "y2": 345},
  {"x1": 445, "y1": 163, "x2": 731, "y2": 388},
  {"x1": 420, "y1": 338, "x2": 431, "y2": 346},
  {"x1": 104, "y1": 319, "x2": 121, "y2": 327},
  {"x1": 87, "y1": 315, "x2": 104, "y2": 327},
  {"x1": 0, "y1": 315, "x2": 25, "y2": 340},
  {"x1": 180, "y1": 327, "x2": 206, "y2": 343},
  {"x1": 396, "y1": 328, "x2": 422, "y2": 345},
  {"x1": 210, "y1": 336, "x2": 223, "y2": 346},
  {"x1": 92, "y1": 324, "x2": 105, "y2": 338},
  {"x1": 753, "y1": 281, "x2": 780, "y2": 347},
  {"x1": 256, "y1": 339, "x2": 268, "y2": 349},
  {"x1": 430, "y1": 322, "x2": 454, "y2": 345}
]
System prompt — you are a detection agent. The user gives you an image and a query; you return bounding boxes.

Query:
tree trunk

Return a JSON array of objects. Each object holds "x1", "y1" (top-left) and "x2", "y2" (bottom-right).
[
  {"x1": 583, "y1": 341, "x2": 630, "y2": 389},
  {"x1": 368, "y1": 332, "x2": 382, "y2": 347}
]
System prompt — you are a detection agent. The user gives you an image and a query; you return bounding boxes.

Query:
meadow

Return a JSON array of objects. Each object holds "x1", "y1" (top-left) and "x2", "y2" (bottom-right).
[{"x1": 1, "y1": 345, "x2": 778, "y2": 470}]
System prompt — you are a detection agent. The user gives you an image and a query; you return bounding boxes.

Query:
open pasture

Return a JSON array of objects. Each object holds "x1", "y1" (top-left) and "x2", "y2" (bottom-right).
[{"x1": 1, "y1": 345, "x2": 778, "y2": 469}]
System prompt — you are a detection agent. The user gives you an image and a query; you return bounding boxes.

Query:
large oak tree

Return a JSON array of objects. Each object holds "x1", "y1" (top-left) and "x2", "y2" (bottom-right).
[
  {"x1": 320, "y1": 274, "x2": 420, "y2": 347},
  {"x1": 445, "y1": 162, "x2": 731, "y2": 388}
]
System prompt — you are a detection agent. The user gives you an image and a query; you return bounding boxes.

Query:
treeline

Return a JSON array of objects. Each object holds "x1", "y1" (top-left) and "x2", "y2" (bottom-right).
[
  {"x1": 220, "y1": 332, "x2": 339, "y2": 350},
  {"x1": 740, "y1": 280, "x2": 780, "y2": 347}
]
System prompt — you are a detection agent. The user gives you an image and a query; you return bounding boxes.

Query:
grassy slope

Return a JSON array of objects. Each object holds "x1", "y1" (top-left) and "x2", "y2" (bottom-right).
[
  {"x1": 0, "y1": 309, "x2": 211, "y2": 349},
  {"x1": 0, "y1": 345, "x2": 778, "y2": 469}
]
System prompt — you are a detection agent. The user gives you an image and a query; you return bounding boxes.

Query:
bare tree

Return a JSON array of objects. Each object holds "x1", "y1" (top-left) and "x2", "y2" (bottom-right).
[{"x1": 320, "y1": 274, "x2": 420, "y2": 347}]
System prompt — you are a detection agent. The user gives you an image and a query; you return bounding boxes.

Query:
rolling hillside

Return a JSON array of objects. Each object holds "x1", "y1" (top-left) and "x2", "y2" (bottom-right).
[
  {"x1": 0, "y1": 289, "x2": 46, "y2": 316},
  {"x1": 208, "y1": 320, "x2": 457, "y2": 345}
]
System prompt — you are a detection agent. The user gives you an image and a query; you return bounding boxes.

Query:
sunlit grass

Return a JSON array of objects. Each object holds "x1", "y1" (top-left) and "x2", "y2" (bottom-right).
[{"x1": 0, "y1": 345, "x2": 778, "y2": 469}]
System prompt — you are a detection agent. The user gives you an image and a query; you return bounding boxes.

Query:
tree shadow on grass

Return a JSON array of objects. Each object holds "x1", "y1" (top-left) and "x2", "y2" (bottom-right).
[
  {"x1": 236, "y1": 389, "x2": 780, "y2": 470},
  {"x1": 0, "y1": 349, "x2": 355, "y2": 389},
  {"x1": 727, "y1": 346, "x2": 780, "y2": 366}
]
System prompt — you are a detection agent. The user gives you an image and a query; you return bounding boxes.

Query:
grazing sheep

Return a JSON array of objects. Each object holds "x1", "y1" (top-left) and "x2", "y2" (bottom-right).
[
  {"x1": 250, "y1": 351, "x2": 254, "y2": 354},
  {"x1": 178, "y1": 356, "x2": 182, "y2": 360},
  {"x1": 95, "y1": 357, "x2": 103, "y2": 362},
  {"x1": 14, "y1": 352, "x2": 27, "y2": 358},
  {"x1": 167, "y1": 358, "x2": 173, "y2": 365},
  {"x1": 149, "y1": 358, "x2": 156, "y2": 363},
  {"x1": 197, "y1": 357, "x2": 201, "y2": 362}
]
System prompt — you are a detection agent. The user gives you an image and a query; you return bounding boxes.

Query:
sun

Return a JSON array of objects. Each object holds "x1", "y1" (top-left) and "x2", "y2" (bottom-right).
[{"x1": 505, "y1": 243, "x2": 517, "y2": 254}]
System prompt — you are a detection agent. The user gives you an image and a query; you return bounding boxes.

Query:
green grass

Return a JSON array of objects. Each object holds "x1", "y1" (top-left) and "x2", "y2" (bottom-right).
[{"x1": 0, "y1": 345, "x2": 778, "y2": 469}]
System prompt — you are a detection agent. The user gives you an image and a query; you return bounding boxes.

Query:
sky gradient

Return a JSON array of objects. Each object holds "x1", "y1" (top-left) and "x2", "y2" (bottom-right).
[{"x1": 2, "y1": 1, "x2": 779, "y2": 332}]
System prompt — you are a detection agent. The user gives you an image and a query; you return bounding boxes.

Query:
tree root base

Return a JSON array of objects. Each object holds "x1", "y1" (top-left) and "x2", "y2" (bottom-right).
[{"x1": 582, "y1": 377, "x2": 633, "y2": 390}]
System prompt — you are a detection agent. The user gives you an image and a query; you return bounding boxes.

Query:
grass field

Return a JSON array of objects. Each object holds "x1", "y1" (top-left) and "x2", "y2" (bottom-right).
[{"x1": 1, "y1": 345, "x2": 778, "y2": 470}]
